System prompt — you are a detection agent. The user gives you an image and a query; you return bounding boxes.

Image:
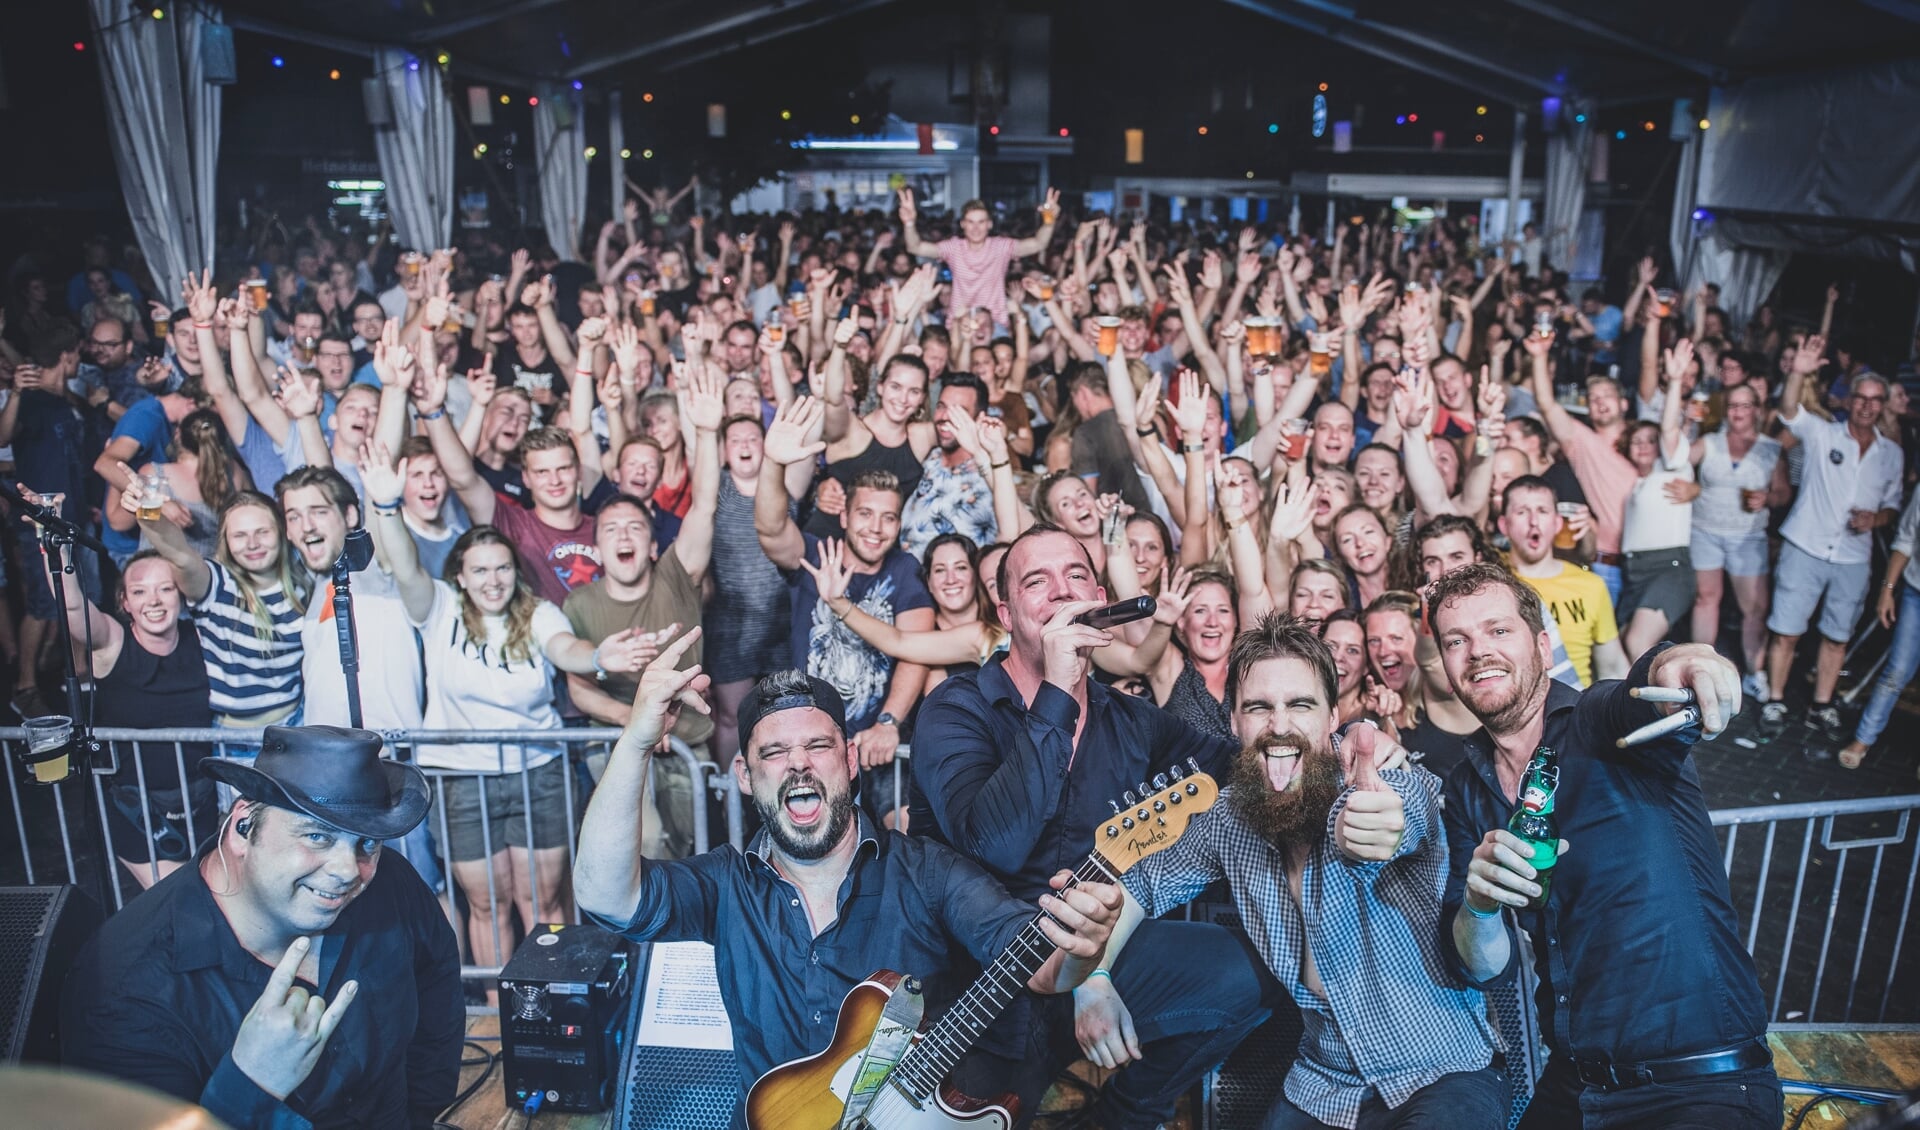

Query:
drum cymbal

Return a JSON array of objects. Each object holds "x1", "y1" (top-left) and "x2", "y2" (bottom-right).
[{"x1": 0, "y1": 1064, "x2": 233, "y2": 1130}]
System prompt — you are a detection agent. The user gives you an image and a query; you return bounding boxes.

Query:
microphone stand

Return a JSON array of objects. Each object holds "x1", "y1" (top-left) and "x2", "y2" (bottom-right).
[
  {"x1": 331, "y1": 528, "x2": 377, "y2": 729},
  {"x1": 0, "y1": 481, "x2": 115, "y2": 907}
]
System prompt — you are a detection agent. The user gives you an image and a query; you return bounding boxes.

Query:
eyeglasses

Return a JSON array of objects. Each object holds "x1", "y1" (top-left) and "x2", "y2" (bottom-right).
[{"x1": 1852, "y1": 393, "x2": 1887, "y2": 405}]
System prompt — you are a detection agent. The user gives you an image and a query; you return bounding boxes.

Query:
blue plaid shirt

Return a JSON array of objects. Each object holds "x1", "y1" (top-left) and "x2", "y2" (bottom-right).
[{"x1": 1125, "y1": 764, "x2": 1499, "y2": 1129}]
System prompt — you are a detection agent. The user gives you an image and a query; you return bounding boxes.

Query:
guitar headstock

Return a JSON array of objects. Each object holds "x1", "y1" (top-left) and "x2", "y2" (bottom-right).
[{"x1": 1092, "y1": 760, "x2": 1219, "y2": 875}]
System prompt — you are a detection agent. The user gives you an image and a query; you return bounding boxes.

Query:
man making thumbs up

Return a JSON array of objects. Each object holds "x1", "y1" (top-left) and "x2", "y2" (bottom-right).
[
  {"x1": 1081, "y1": 614, "x2": 1510, "y2": 1130},
  {"x1": 62, "y1": 726, "x2": 462, "y2": 1128}
]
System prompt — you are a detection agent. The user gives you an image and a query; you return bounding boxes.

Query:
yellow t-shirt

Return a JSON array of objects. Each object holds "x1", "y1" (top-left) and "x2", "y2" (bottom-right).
[{"x1": 1520, "y1": 563, "x2": 1619, "y2": 686}]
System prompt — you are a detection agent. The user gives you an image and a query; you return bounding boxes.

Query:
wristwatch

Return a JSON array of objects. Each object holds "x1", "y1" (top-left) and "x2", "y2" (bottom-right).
[{"x1": 876, "y1": 712, "x2": 899, "y2": 728}]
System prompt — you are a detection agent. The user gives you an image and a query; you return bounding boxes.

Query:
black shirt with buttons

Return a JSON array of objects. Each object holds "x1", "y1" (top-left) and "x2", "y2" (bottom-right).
[{"x1": 1439, "y1": 644, "x2": 1770, "y2": 1065}]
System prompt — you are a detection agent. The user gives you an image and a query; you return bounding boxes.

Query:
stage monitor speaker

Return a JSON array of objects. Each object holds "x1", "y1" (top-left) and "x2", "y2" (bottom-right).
[
  {"x1": 0, "y1": 886, "x2": 101, "y2": 1065},
  {"x1": 1197, "y1": 900, "x2": 1301, "y2": 1130},
  {"x1": 613, "y1": 941, "x2": 737, "y2": 1130}
]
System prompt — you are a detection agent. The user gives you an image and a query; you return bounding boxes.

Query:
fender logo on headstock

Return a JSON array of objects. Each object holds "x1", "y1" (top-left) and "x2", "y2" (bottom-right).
[{"x1": 1093, "y1": 765, "x2": 1220, "y2": 876}]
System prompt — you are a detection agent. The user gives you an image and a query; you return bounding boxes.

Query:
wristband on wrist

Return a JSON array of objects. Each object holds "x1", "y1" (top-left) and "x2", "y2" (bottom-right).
[
  {"x1": 416, "y1": 407, "x2": 446, "y2": 421},
  {"x1": 1465, "y1": 899, "x2": 1503, "y2": 919},
  {"x1": 1135, "y1": 425, "x2": 1157, "y2": 437},
  {"x1": 1086, "y1": 968, "x2": 1113, "y2": 982},
  {"x1": 193, "y1": 321, "x2": 213, "y2": 330},
  {"x1": 370, "y1": 500, "x2": 400, "y2": 516},
  {"x1": 990, "y1": 459, "x2": 1010, "y2": 470},
  {"x1": 1181, "y1": 441, "x2": 1205, "y2": 454}
]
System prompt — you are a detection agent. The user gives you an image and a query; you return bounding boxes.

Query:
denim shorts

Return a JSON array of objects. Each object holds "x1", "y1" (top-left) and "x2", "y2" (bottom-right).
[
  {"x1": 1767, "y1": 541, "x2": 1869, "y2": 643},
  {"x1": 1690, "y1": 527, "x2": 1770, "y2": 578}
]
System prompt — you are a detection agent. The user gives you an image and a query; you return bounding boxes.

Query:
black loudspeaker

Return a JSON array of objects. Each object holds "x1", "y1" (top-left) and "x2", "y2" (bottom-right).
[
  {"x1": 0, "y1": 886, "x2": 101, "y2": 1064},
  {"x1": 1197, "y1": 901, "x2": 1302, "y2": 1130},
  {"x1": 613, "y1": 941, "x2": 737, "y2": 1130}
]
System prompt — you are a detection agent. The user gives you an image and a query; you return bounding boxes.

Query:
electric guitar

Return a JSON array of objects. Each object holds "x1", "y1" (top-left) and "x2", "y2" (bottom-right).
[{"x1": 744, "y1": 762, "x2": 1221, "y2": 1130}]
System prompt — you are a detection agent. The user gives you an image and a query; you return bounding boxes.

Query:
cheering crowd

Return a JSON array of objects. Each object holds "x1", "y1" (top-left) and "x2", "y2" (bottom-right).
[{"x1": 4, "y1": 187, "x2": 1916, "y2": 1126}]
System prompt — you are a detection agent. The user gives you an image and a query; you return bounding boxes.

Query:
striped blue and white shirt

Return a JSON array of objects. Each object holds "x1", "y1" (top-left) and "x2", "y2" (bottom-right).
[
  {"x1": 1125, "y1": 765, "x2": 1500, "y2": 1129},
  {"x1": 190, "y1": 560, "x2": 305, "y2": 718}
]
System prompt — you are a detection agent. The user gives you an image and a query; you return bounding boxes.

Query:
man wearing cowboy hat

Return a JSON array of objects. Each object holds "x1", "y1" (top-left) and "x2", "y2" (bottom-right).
[{"x1": 62, "y1": 725, "x2": 463, "y2": 1129}]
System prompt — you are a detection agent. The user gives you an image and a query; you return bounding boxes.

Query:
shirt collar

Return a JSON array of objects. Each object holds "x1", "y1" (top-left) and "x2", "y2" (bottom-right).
[
  {"x1": 745, "y1": 808, "x2": 881, "y2": 871},
  {"x1": 168, "y1": 850, "x2": 248, "y2": 974},
  {"x1": 978, "y1": 653, "x2": 1112, "y2": 711}
]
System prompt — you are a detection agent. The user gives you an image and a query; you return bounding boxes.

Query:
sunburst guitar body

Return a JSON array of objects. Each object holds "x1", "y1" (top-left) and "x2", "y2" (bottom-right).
[{"x1": 744, "y1": 765, "x2": 1220, "y2": 1130}]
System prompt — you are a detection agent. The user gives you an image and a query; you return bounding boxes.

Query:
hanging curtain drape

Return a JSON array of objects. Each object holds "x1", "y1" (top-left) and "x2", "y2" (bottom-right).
[
  {"x1": 371, "y1": 49, "x2": 454, "y2": 252},
  {"x1": 1541, "y1": 116, "x2": 1592, "y2": 274},
  {"x1": 1687, "y1": 232, "x2": 1791, "y2": 331},
  {"x1": 1668, "y1": 131, "x2": 1702, "y2": 277},
  {"x1": 534, "y1": 91, "x2": 588, "y2": 262},
  {"x1": 88, "y1": 0, "x2": 222, "y2": 293}
]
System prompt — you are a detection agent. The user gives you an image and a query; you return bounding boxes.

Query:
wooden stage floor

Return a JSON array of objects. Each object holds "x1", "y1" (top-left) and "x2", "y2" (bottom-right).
[{"x1": 444, "y1": 1013, "x2": 1919, "y2": 1129}]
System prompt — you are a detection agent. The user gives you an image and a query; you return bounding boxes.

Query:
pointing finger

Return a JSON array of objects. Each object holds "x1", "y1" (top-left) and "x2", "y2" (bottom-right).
[{"x1": 314, "y1": 981, "x2": 359, "y2": 1044}]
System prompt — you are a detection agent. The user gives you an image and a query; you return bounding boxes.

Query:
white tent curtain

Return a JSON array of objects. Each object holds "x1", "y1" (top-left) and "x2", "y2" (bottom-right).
[
  {"x1": 1686, "y1": 232, "x2": 1792, "y2": 332},
  {"x1": 371, "y1": 49, "x2": 454, "y2": 252},
  {"x1": 1541, "y1": 116, "x2": 1592, "y2": 273},
  {"x1": 87, "y1": 0, "x2": 222, "y2": 292},
  {"x1": 1668, "y1": 131, "x2": 1702, "y2": 279},
  {"x1": 534, "y1": 92, "x2": 588, "y2": 262}
]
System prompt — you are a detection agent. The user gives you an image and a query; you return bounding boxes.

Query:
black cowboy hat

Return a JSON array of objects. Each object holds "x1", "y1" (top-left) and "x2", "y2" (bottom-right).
[{"x1": 203, "y1": 726, "x2": 430, "y2": 840}]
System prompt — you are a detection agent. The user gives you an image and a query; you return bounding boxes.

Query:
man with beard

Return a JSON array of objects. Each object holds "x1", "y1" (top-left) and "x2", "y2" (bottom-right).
[
  {"x1": 276, "y1": 466, "x2": 424, "y2": 731},
  {"x1": 1082, "y1": 614, "x2": 1508, "y2": 1130},
  {"x1": 912, "y1": 525, "x2": 1266, "y2": 1129},
  {"x1": 1431, "y1": 563, "x2": 1778, "y2": 1130},
  {"x1": 899, "y1": 373, "x2": 998, "y2": 560},
  {"x1": 573, "y1": 658, "x2": 1123, "y2": 1126}
]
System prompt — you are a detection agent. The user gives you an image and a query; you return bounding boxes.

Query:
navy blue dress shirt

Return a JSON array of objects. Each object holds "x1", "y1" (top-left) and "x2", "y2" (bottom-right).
[
  {"x1": 1439, "y1": 645, "x2": 1769, "y2": 1065},
  {"x1": 62, "y1": 848, "x2": 463, "y2": 1129},
  {"x1": 911, "y1": 655, "x2": 1240, "y2": 902},
  {"x1": 589, "y1": 813, "x2": 1038, "y2": 1123}
]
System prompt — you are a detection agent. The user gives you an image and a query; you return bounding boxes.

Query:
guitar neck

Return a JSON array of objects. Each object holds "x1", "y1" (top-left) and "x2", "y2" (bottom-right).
[{"x1": 885, "y1": 852, "x2": 1118, "y2": 1100}]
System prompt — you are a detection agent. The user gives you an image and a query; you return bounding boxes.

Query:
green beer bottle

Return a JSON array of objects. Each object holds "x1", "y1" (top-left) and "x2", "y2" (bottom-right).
[{"x1": 1507, "y1": 745, "x2": 1560, "y2": 910}]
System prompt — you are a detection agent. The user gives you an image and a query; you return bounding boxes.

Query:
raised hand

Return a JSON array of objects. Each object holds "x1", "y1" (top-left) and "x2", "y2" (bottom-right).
[
  {"x1": 466, "y1": 365, "x2": 496, "y2": 409},
  {"x1": 1038, "y1": 186, "x2": 1061, "y2": 221},
  {"x1": 1335, "y1": 726, "x2": 1406, "y2": 862},
  {"x1": 763, "y1": 396, "x2": 828, "y2": 466},
  {"x1": 831, "y1": 316, "x2": 859, "y2": 349},
  {"x1": 623, "y1": 626, "x2": 712, "y2": 751},
  {"x1": 358, "y1": 440, "x2": 405, "y2": 507},
  {"x1": 275, "y1": 368, "x2": 320, "y2": 419},
  {"x1": 1153, "y1": 566, "x2": 1195, "y2": 625},
  {"x1": 972, "y1": 414, "x2": 1010, "y2": 467},
  {"x1": 1171, "y1": 368, "x2": 1208, "y2": 440},
  {"x1": 683, "y1": 363, "x2": 725, "y2": 433},
  {"x1": 1663, "y1": 338, "x2": 1696, "y2": 384},
  {"x1": 897, "y1": 186, "x2": 917, "y2": 225},
  {"x1": 611, "y1": 320, "x2": 644, "y2": 376},
  {"x1": 1133, "y1": 375, "x2": 1164, "y2": 437},
  {"x1": 1476, "y1": 365, "x2": 1507, "y2": 420},
  {"x1": 578, "y1": 316, "x2": 609, "y2": 346},
  {"x1": 220, "y1": 295, "x2": 251, "y2": 332},
  {"x1": 1392, "y1": 368, "x2": 1432, "y2": 432},
  {"x1": 798, "y1": 537, "x2": 855, "y2": 605},
  {"x1": 229, "y1": 936, "x2": 358, "y2": 1101},
  {"x1": 1269, "y1": 470, "x2": 1317, "y2": 543},
  {"x1": 1646, "y1": 640, "x2": 1741, "y2": 735},
  {"x1": 371, "y1": 318, "x2": 416, "y2": 389},
  {"x1": 1791, "y1": 334, "x2": 1826, "y2": 377},
  {"x1": 184, "y1": 269, "x2": 219, "y2": 325}
]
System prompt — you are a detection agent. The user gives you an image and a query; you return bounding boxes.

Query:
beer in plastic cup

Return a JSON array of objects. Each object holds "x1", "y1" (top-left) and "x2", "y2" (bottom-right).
[
  {"x1": 1281, "y1": 418, "x2": 1310, "y2": 462},
  {"x1": 640, "y1": 290, "x2": 657, "y2": 316},
  {"x1": 153, "y1": 310, "x2": 172, "y2": 338},
  {"x1": 1309, "y1": 331, "x2": 1334, "y2": 377},
  {"x1": 788, "y1": 294, "x2": 809, "y2": 320},
  {"x1": 1244, "y1": 318, "x2": 1273, "y2": 358},
  {"x1": 23, "y1": 715, "x2": 73, "y2": 784},
  {"x1": 1037, "y1": 275, "x2": 1055, "y2": 301},
  {"x1": 1532, "y1": 309, "x2": 1555, "y2": 340},
  {"x1": 767, "y1": 323, "x2": 786, "y2": 345},
  {"x1": 1554, "y1": 502, "x2": 1580, "y2": 550},
  {"x1": 1688, "y1": 390, "x2": 1709, "y2": 422},
  {"x1": 137, "y1": 470, "x2": 170, "y2": 522},
  {"x1": 1096, "y1": 316, "x2": 1122, "y2": 356},
  {"x1": 1040, "y1": 203, "x2": 1058, "y2": 224},
  {"x1": 1741, "y1": 488, "x2": 1768, "y2": 512},
  {"x1": 1655, "y1": 288, "x2": 1677, "y2": 318},
  {"x1": 246, "y1": 279, "x2": 269, "y2": 311}
]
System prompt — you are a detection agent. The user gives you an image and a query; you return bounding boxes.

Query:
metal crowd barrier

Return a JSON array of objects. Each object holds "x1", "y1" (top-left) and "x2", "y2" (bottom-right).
[
  {"x1": 18, "y1": 725, "x2": 1904, "y2": 1022},
  {"x1": 1711, "y1": 793, "x2": 1920, "y2": 1026}
]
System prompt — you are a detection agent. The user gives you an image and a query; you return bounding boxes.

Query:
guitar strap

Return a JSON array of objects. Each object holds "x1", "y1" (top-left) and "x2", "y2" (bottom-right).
[{"x1": 838, "y1": 978, "x2": 926, "y2": 1128}]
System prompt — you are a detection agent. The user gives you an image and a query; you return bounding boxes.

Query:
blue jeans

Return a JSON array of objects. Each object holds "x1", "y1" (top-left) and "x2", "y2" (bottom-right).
[
  {"x1": 951, "y1": 918, "x2": 1276, "y2": 1129},
  {"x1": 1260, "y1": 1065, "x2": 1508, "y2": 1129},
  {"x1": 1592, "y1": 561, "x2": 1623, "y2": 610},
  {"x1": 1855, "y1": 583, "x2": 1920, "y2": 746}
]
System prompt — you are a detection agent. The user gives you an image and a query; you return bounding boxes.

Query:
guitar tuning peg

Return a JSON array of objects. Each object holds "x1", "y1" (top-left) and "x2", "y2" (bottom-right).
[
  {"x1": 1123, "y1": 791, "x2": 1137, "y2": 807},
  {"x1": 1169, "y1": 763, "x2": 1185, "y2": 781},
  {"x1": 1136, "y1": 781, "x2": 1151, "y2": 799},
  {"x1": 1186, "y1": 757, "x2": 1201, "y2": 774},
  {"x1": 1109, "y1": 799, "x2": 1122, "y2": 815},
  {"x1": 1152, "y1": 773, "x2": 1168, "y2": 791}
]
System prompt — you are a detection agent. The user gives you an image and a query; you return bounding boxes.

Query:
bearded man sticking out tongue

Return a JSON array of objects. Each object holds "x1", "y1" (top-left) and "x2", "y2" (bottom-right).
[{"x1": 1079, "y1": 614, "x2": 1512, "y2": 1130}]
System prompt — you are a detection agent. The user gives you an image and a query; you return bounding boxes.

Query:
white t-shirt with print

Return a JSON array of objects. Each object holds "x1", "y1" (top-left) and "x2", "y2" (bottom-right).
[
  {"x1": 417, "y1": 580, "x2": 572, "y2": 773},
  {"x1": 300, "y1": 564, "x2": 425, "y2": 732}
]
